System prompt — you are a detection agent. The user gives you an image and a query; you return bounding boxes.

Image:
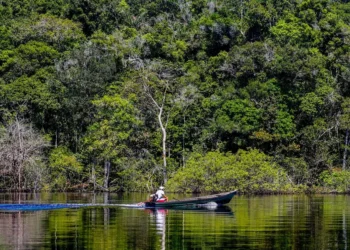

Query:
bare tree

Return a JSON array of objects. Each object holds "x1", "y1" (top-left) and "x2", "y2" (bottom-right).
[
  {"x1": 0, "y1": 119, "x2": 49, "y2": 190},
  {"x1": 142, "y1": 76, "x2": 171, "y2": 185},
  {"x1": 129, "y1": 59, "x2": 177, "y2": 184}
]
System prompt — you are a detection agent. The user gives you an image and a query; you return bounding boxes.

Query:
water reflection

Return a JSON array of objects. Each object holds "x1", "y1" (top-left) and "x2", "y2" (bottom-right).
[
  {"x1": 0, "y1": 210, "x2": 47, "y2": 249},
  {"x1": 146, "y1": 206, "x2": 233, "y2": 250},
  {"x1": 149, "y1": 209, "x2": 167, "y2": 250},
  {"x1": 1, "y1": 194, "x2": 350, "y2": 249},
  {"x1": 164, "y1": 205, "x2": 234, "y2": 214}
]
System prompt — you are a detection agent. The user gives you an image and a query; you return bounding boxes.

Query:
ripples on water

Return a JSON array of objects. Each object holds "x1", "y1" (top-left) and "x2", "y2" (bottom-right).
[{"x1": 0, "y1": 193, "x2": 349, "y2": 249}]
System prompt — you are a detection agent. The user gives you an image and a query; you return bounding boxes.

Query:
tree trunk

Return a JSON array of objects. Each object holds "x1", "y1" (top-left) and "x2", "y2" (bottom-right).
[
  {"x1": 182, "y1": 115, "x2": 185, "y2": 168},
  {"x1": 343, "y1": 129, "x2": 349, "y2": 170},
  {"x1": 103, "y1": 160, "x2": 110, "y2": 191},
  {"x1": 141, "y1": 76, "x2": 169, "y2": 185},
  {"x1": 18, "y1": 167, "x2": 21, "y2": 191},
  {"x1": 92, "y1": 163, "x2": 96, "y2": 192},
  {"x1": 55, "y1": 130, "x2": 58, "y2": 148},
  {"x1": 239, "y1": 0, "x2": 245, "y2": 36},
  {"x1": 16, "y1": 119, "x2": 22, "y2": 191},
  {"x1": 158, "y1": 108, "x2": 167, "y2": 184}
]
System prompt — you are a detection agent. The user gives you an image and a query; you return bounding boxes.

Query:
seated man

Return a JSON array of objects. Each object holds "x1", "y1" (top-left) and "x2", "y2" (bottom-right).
[{"x1": 150, "y1": 186, "x2": 167, "y2": 202}]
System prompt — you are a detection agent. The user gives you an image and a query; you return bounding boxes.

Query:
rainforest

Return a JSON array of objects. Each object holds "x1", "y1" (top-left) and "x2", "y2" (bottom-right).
[{"x1": 1, "y1": 0, "x2": 350, "y2": 193}]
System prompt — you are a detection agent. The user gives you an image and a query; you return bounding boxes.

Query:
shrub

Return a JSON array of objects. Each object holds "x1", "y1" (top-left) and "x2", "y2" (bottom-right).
[
  {"x1": 320, "y1": 169, "x2": 350, "y2": 193},
  {"x1": 48, "y1": 146, "x2": 83, "y2": 191},
  {"x1": 167, "y1": 149, "x2": 290, "y2": 193}
]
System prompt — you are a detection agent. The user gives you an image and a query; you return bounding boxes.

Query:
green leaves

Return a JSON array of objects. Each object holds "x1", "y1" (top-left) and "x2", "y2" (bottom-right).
[
  {"x1": 167, "y1": 149, "x2": 290, "y2": 193},
  {"x1": 274, "y1": 110, "x2": 295, "y2": 139},
  {"x1": 0, "y1": 0, "x2": 350, "y2": 192},
  {"x1": 84, "y1": 94, "x2": 140, "y2": 160},
  {"x1": 216, "y1": 99, "x2": 262, "y2": 134},
  {"x1": 320, "y1": 169, "x2": 350, "y2": 192},
  {"x1": 300, "y1": 92, "x2": 324, "y2": 115},
  {"x1": 0, "y1": 68, "x2": 60, "y2": 125},
  {"x1": 49, "y1": 146, "x2": 83, "y2": 173},
  {"x1": 8, "y1": 15, "x2": 85, "y2": 51},
  {"x1": 0, "y1": 41, "x2": 59, "y2": 81},
  {"x1": 340, "y1": 98, "x2": 350, "y2": 130},
  {"x1": 271, "y1": 13, "x2": 322, "y2": 47},
  {"x1": 48, "y1": 146, "x2": 83, "y2": 190}
]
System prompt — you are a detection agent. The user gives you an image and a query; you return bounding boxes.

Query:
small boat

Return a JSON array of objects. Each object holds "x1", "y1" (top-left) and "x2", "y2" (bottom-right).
[
  {"x1": 0, "y1": 191, "x2": 237, "y2": 211},
  {"x1": 144, "y1": 190, "x2": 237, "y2": 208}
]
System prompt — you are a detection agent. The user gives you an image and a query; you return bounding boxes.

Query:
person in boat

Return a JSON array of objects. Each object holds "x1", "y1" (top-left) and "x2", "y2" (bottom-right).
[{"x1": 150, "y1": 186, "x2": 168, "y2": 202}]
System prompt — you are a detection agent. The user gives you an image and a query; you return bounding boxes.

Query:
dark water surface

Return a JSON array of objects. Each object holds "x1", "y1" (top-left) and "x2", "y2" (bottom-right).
[{"x1": 0, "y1": 193, "x2": 349, "y2": 249}]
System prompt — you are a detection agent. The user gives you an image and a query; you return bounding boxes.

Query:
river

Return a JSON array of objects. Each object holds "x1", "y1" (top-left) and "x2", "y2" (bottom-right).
[{"x1": 0, "y1": 192, "x2": 349, "y2": 249}]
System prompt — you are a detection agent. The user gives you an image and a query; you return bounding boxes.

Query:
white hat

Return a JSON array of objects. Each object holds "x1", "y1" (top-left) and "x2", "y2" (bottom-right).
[{"x1": 159, "y1": 186, "x2": 164, "y2": 190}]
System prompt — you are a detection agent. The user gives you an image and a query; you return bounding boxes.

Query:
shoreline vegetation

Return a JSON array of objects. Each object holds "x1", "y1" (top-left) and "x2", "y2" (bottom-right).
[{"x1": 1, "y1": 0, "x2": 350, "y2": 194}]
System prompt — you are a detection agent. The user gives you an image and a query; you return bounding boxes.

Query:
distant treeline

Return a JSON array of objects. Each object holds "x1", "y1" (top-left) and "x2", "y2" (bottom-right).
[{"x1": 1, "y1": 0, "x2": 350, "y2": 193}]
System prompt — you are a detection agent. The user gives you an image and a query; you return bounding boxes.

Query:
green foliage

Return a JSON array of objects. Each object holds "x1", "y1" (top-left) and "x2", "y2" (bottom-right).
[
  {"x1": 279, "y1": 157, "x2": 309, "y2": 185},
  {"x1": 9, "y1": 15, "x2": 85, "y2": 51},
  {"x1": 49, "y1": 146, "x2": 83, "y2": 173},
  {"x1": 273, "y1": 110, "x2": 295, "y2": 139},
  {"x1": 0, "y1": 41, "x2": 59, "y2": 81},
  {"x1": 82, "y1": 94, "x2": 141, "y2": 189},
  {"x1": 64, "y1": 0, "x2": 132, "y2": 35},
  {"x1": 340, "y1": 98, "x2": 350, "y2": 130},
  {"x1": 320, "y1": 169, "x2": 350, "y2": 193},
  {"x1": 167, "y1": 149, "x2": 291, "y2": 193},
  {"x1": 300, "y1": 92, "x2": 324, "y2": 115},
  {"x1": 0, "y1": 68, "x2": 60, "y2": 128},
  {"x1": 0, "y1": 26, "x2": 12, "y2": 51},
  {"x1": 271, "y1": 13, "x2": 322, "y2": 46},
  {"x1": 84, "y1": 94, "x2": 140, "y2": 160},
  {"x1": 300, "y1": 84, "x2": 337, "y2": 116},
  {"x1": 113, "y1": 158, "x2": 162, "y2": 192},
  {"x1": 216, "y1": 99, "x2": 262, "y2": 134},
  {"x1": 48, "y1": 146, "x2": 83, "y2": 190},
  {"x1": 1, "y1": 0, "x2": 349, "y2": 192}
]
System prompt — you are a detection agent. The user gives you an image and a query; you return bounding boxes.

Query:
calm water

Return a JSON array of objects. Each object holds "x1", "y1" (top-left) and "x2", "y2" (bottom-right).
[{"x1": 0, "y1": 193, "x2": 349, "y2": 249}]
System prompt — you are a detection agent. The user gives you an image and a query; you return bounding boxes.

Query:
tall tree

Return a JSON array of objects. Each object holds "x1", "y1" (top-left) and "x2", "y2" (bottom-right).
[
  {"x1": 127, "y1": 59, "x2": 179, "y2": 184},
  {"x1": 83, "y1": 94, "x2": 140, "y2": 191}
]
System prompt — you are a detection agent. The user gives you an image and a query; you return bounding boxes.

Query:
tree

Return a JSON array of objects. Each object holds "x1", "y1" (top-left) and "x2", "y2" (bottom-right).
[
  {"x1": 174, "y1": 84, "x2": 199, "y2": 167},
  {"x1": 0, "y1": 119, "x2": 49, "y2": 190},
  {"x1": 83, "y1": 94, "x2": 140, "y2": 191},
  {"x1": 0, "y1": 41, "x2": 59, "y2": 81},
  {"x1": 55, "y1": 32, "x2": 122, "y2": 151},
  {"x1": 132, "y1": 60, "x2": 179, "y2": 185},
  {"x1": 9, "y1": 14, "x2": 85, "y2": 52},
  {"x1": 340, "y1": 98, "x2": 350, "y2": 170},
  {"x1": 48, "y1": 146, "x2": 83, "y2": 191}
]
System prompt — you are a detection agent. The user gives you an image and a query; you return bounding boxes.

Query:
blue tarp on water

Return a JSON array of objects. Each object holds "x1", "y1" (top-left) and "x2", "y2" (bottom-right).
[
  {"x1": 0, "y1": 203, "x2": 86, "y2": 211},
  {"x1": 0, "y1": 203, "x2": 145, "y2": 211}
]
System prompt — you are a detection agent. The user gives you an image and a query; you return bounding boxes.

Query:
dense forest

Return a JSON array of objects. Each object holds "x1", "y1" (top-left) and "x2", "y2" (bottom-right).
[{"x1": 1, "y1": 0, "x2": 350, "y2": 193}]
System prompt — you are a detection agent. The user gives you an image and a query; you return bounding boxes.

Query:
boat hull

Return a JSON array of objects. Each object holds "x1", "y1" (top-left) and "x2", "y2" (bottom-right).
[{"x1": 144, "y1": 190, "x2": 237, "y2": 208}]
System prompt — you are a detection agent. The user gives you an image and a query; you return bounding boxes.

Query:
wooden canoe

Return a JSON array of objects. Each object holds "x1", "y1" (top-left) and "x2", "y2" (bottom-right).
[{"x1": 144, "y1": 190, "x2": 237, "y2": 208}]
